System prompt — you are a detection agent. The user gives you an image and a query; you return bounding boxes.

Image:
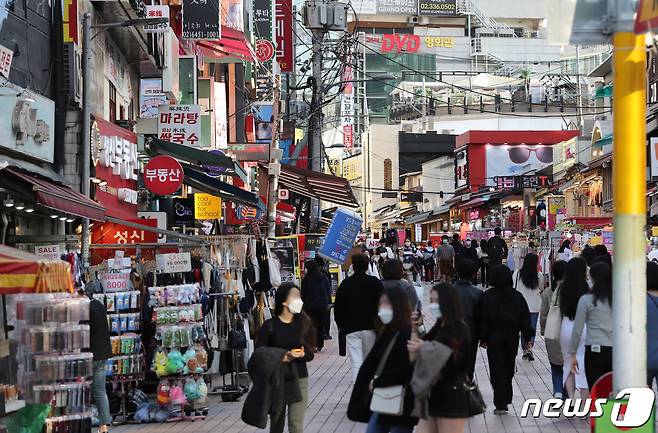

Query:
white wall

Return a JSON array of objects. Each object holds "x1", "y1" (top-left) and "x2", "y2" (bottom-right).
[
  {"x1": 432, "y1": 115, "x2": 568, "y2": 135},
  {"x1": 364, "y1": 124, "x2": 400, "y2": 228},
  {"x1": 479, "y1": 37, "x2": 561, "y2": 64},
  {"x1": 475, "y1": 0, "x2": 547, "y2": 20},
  {"x1": 421, "y1": 156, "x2": 454, "y2": 212}
]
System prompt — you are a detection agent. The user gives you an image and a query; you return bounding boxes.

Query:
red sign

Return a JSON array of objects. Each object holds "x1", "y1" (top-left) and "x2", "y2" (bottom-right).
[
  {"x1": 275, "y1": 0, "x2": 293, "y2": 72},
  {"x1": 380, "y1": 34, "x2": 420, "y2": 54},
  {"x1": 90, "y1": 219, "x2": 160, "y2": 264},
  {"x1": 143, "y1": 156, "x2": 184, "y2": 196},
  {"x1": 255, "y1": 39, "x2": 275, "y2": 62}
]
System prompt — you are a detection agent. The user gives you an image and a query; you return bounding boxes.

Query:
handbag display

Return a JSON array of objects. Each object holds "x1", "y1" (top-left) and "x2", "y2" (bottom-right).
[
  {"x1": 267, "y1": 244, "x2": 282, "y2": 288},
  {"x1": 464, "y1": 379, "x2": 486, "y2": 416},
  {"x1": 544, "y1": 288, "x2": 562, "y2": 341},
  {"x1": 369, "y1": 332, "x2": 405, "y2": 416}
]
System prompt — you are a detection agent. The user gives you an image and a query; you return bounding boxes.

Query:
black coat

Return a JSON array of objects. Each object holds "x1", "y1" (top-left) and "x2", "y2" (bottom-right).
[
  {"x1": 334, "y1": 272, "x2": 384, "y2": 334},
  {"x1": 241, "y1": 346, "x2": 302, "y2": 428},
  {"x1": 301, "y1": 273, "x2": 331, "y2": 311},
  {"x1": 454, "y1": 280, "x2": 482, "y2": 343},
  {"x1": 89, "y1": 299, "x2": 112, "y2": 361},
  {"x1": 348, "y1": 327, "x2": 418, "y2": 428},
  {"x1": 479, "y1": 285, "x2": 533, "y2": 343}
]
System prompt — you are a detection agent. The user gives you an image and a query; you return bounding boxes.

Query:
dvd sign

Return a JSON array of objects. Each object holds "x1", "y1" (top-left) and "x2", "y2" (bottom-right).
[{"x1": 381, "y1": 34, "x2": 420, "y2": 53}]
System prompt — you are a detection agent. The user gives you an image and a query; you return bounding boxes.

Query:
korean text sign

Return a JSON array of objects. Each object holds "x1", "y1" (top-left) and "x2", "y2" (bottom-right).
[
  {"x1": 182, "y1": 0, "x2": 221, "y2": 40},
  {"x1": 318, "y1": 209, "x2": 363, "y2": 265},
  {"x1": 194, "y1": 193, "x2": 222, "y2": 220},
  {"x1": 275, "y1": 0, "x2": 293, "y2": 72},
  {"x1": 156, "y1": 252, "x2": 192, "y2": 273},
  {"x1": 158, "y1": 105, "x2": 201, "y2": 147},
  {"x1": 143, "y1": 155, "x2": 184, "y2": 196}
]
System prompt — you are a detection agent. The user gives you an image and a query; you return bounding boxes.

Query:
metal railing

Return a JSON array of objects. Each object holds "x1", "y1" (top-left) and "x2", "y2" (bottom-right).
[{"x1": 457, "y1": 0, "x2": 517, "y2": 37}]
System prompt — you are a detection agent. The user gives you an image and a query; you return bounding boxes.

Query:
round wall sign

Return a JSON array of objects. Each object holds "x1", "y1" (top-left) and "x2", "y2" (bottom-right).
[{"x1": 143, "y1": 155, "x2": 184, "y2": 196}]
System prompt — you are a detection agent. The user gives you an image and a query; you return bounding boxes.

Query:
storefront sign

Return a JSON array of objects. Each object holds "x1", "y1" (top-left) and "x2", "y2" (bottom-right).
[
  {"x1": 414, "y1": 224, "x2": 422, "y2": 241},
  {"x1": 91, "y1": 118, "x2": 139, "y2": 219},
  {"x1": 486, "y1": 145, "x2": 554, "y2": 187},
  {"x1": 35, "y1": 244, "x2": 61, "y2": 260},
  {"x1": 0, "y1": 44, "x2": 13, "y2": 78},
  {"x1": 100, "y1": 272, "x2": 132, "y2": 292},
  {"x1": 144, "y1": 5, "x2": 170, "y2": 33},
  {"x1": 137, "y1": 211, "x2": 167, "y2": 243},
  {"x1": 63, "y1": 0, "x2": 78, "y2": 43},
  {"x1": 342, "y1": 154, "x2": 361, "y2": 181},
  {"x1": 547, "y1": 195, "x2": 566, "y2": 231},
  {"x1": 455, "y1": 147, "x2": 468, "y2": 189},
  {"x1": 377, "y1": 0, "x2": 418, "y2": 15},
  {"x1": 494, "y1": 175, "x2": 553, "y2": 190},
  {"x1": 275, "y1": 0, "x2": 293, "y2": 72},
  {"x1": 158, "y1": 105, "x2": 201, "y2": 146},
  {"x1": 194, "y1": 193, "x2": 221, "y2": 220},
  {"x1": 139, "y1": 79, "x2": 167, "y2": 118},
  {"x1": 143, "y1": 156, "x2": 184, "y2": 196},
  {"x1": 365, "y1": 34, "x2": 455, "y2": 54},
  {"x1": 91, "y1": 219, "x2": 159, "y2": 245},
  {"x1": 341, "y1": 67, "x2": 355, "y2": 150},
  {"x1": 169, "y1": 197, "x2": 195, "y2": 226},
  {"x1": 365, "y1": 238, "x2": 380, "y2": 250},
  {"x1": 156, "y1": 252, "x2": 192, "y2": 273},
  {"x1": 318, "y1": 208, "x2": 363, "y2": 264},
  {"x1": 418, "y1": 0, "x2": 456, "y2": 15},
  {"x1": 278, "y1": 189, "x2": 289, "y2": 200},
  {"x1": 182, "y1": 0, "x2": 221, "y2": 39},
  {"x1": 253, "y1": 0, "x2": 273, "y2": 100}
]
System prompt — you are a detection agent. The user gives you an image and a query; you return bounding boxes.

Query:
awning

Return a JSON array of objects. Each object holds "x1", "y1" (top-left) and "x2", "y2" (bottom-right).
[
  {"x1": 184, "y1": 167, "x2": 263, "y2": 209},
  {"x1": 3, "y1": 168, "x2": 106, "y2": 221},
  {"x1": 196, "y1": 26, "x2": 254, "y2": 63},
  {"x1": 0, "y1": 156, "x2": 68, "y2": 184},
  {"x1": 271, "y1": 163, "x2": 359, "y2": 208},
  {"x1": 0, "y1": 244, "x2": 73, "y2": 294},
  {"x1": 567, "y1": 216, "x2": 613, "y2": 229},
  {"x1": 459, "y1": 197, "x2": 487, "y2": 209},
  {"x1": 405, "y1": 210, "x2": 433, "y2": 224}
]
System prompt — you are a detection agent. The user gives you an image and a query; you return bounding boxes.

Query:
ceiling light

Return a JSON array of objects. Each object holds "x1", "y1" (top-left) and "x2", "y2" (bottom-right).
[
  {"x1": 59, "y1": 216, "x2": 67, "y2": 221},
  {"x1": 91, "y1": 177, "x2": 102, "y2": 184},
  {"x1": 14, "y1": 203, "x2": 24, "y2": 210},
  {"x1": 25, "y1": 208, "x2": 34, "y2": 213},
  {"x1": 51, "y1": 214, "x2": 58, "y2": 219},
  {"x1": 98, "y1": 180, "x2": 107, "y2": 186},
  {"x1": 66, "y1": 218, "x2": 74, "y2": 223},
  {"x1": 4, "y1": 198, "x2": 14, "y2": 208}
]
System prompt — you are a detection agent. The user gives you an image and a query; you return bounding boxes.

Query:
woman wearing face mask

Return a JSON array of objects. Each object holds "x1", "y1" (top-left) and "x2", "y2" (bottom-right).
[
  {"x1": 256, "y1": 283, "x2": 316, "y2": 433},
  {"x1": 347, "y1": 286, "x2": 417, "y2": 432},
  {"x1": 407, "y1": 283, "x2": 472, "y2": 433},
  {"x1": 464, "y1": 240, "x2": 479, "y2": 284}
]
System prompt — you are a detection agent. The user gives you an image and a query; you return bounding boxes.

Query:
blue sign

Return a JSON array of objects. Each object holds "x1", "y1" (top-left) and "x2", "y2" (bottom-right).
[{"x1": 318, "y1": 208, "x2": 363, "y2": 264}]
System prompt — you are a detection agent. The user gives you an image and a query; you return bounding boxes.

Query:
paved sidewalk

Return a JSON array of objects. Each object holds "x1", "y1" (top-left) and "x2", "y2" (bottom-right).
[{"x1": 113, "y1": 287, "x2": 589, "y2": 433}]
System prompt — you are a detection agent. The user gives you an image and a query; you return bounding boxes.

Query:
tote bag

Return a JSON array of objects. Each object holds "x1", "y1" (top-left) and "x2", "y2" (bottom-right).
[
  {"x1": 544, "y1": 288, "x2": 562, "y2": 341},
  {"x1": 370, "y1": 333, "x2": 405, "y2": 416}
]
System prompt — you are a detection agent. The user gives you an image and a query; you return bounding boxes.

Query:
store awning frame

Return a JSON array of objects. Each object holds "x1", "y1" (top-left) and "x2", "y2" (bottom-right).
[
  {"x1": 2, "y1": 167, "x2": 106, "y2": 221},
  {"x1": 196, "y1": 26, "x2": 254, "y2": 63},
  {"x1": 183, "y1": 167, "x2": 263, "y2": 210}
]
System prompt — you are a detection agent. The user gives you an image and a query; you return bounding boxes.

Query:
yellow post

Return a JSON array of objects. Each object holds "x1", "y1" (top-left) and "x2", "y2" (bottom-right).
[{"x1": 612, "y1": 32, "x2": 647, "y2": 391}]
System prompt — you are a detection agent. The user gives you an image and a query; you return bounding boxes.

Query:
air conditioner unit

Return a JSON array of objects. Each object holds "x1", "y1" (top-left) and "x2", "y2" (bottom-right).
[
  {"x1": 407, "y1": 16, "x2": 419, "y2": 25},
  {"x1": 63, "y1": 43, "x2": 82, "y2": 108}
]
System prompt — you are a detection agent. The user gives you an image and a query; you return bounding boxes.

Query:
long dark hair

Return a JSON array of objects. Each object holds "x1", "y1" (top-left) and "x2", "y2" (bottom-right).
[
  {"x1": 273, "y1": 283, "x2": 316, "y2": 349},
  {"x1": 559, "y1": 257, "x2": 589, "y2": 320},
  {"x1": 378, "y1": 285, "x2": 412, "y2": 333},
  {"x1": 551, "y1": 260, "x2": 568, "y2": 292},
  {"x1": 590, "y1": 262, "x2": 612, "y2": 306},
  {"x1": 519, "y1": 253, "x2": 539, "y2": 289},
  {"x1": 558, "y1": 239, "x2": 571, "y2": 253},
  {"x1": 432, "y1": 283, "x2": 466, "y2": 349}
]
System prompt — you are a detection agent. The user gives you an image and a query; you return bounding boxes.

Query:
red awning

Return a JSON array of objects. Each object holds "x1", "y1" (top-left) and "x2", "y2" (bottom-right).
[
  {"x1": 197, "y1": 26, "x2": 254, "y2": 62},
  {"x1": 567, "y1": 216, "x2": 613, "y2": 229},
  {"x1": 5, "y1": 168, "x2": 106, "y2": 221}
]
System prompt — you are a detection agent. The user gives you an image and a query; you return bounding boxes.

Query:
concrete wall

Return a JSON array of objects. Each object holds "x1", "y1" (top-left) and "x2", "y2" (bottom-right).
[
  {"x1": 421, "y1": 156, "x2": 453, "y2": 212},
  {"x1": 364, "y1": 124, "x2": 400, "y2": 229},
  {"x1": 478, "y1": 37, "x2": 561, "y2": 64},
  {"x1": 475, "y1": 0, "x2": 547, "y2": 20},
  {"x1": 432, "y1": 114, "x2": 568, "y2": 135}
]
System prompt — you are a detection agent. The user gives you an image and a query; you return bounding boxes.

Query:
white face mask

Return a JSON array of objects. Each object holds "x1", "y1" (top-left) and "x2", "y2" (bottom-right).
[
  {"x1": 442, "y1": 240, "x2": 448, "y2": 244},
  {"x1": 378, "y1": 307, "x2": 394, "y2": 324},
  {"x1": 287, "y1": 298, "x2": 304, "y2": 314},
  {"x1": 403, "y1": 262, "x2": 413, "y2": 270},
  {"x1": 430, "y1": 303, "x2": 442, "y2": 320}
]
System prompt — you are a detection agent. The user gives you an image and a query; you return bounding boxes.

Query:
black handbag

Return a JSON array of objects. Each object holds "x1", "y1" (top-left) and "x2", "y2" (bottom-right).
[
  {"x1": 228, "y1": 319, "x2": 247, "y2": 349},
  {"x1": 464, "y1": 380, "x2": 486, "y2": 416}
]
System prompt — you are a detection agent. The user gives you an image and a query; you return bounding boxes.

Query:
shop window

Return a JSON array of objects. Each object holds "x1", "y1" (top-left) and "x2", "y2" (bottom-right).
[
  {"x1": 384, "y1": 158, "x2": 392, "y2": 190},
  {"x1": 128, "y1": 99, "x2": 134, "y2": 122},
  {"x1": 119, "y1": 105, "x2": 125, "y2": 121},
  {"x1": 109, "y1": 82, "x2": 117, "y2": 122}
]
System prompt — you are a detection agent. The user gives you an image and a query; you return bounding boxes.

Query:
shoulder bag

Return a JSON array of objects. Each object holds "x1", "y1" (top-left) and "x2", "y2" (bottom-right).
[
  {"x1": 544, "y1": 287, "x2": 562, "y2": 341},
  {"x1": 464, "y1": 379, "x2": 486, "y2": 416},
  {"x1": 370, "y1": 332, "x2": 405, "y2": 416}
]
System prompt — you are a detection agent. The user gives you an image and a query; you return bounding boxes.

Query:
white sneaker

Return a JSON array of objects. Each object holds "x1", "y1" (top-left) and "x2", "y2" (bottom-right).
[{"x1": 554, "y1": 392, "x2": 563, "y2": 399}]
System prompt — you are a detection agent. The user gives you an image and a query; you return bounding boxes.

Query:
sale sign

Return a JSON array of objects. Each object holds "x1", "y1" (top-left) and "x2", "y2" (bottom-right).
[
  {"x1": 34, "y1": 244, "x2": 62, "y2": 260},
  {"x1": 194, "y1": 193, "x2": 222, "y2": 220},
  {"x1": 158, "y1": 105, "x2": 201, "y2": 147},
  {"x1": 143, "y1": 155, "x2": 184, "y2": 196},
  {"x1": 156, "y1": 252, "x2": 192, "y2": 273}
]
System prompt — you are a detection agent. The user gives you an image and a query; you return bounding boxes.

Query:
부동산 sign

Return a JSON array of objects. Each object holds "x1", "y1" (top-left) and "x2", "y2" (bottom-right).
[
  {"x1": 182, "y1": 0, "x2": 221, "y2": 40},
  {"x1": 418, "y1": 0, "x2": 456, "y2": 16},
  {"x1": 318, "y1": 208, "x2": 363, "y2": 265}
]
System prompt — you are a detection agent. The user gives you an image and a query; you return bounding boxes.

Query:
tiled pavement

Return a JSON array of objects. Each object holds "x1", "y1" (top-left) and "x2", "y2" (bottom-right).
[{"x1": 113, "y1": 286, "x2": 589, "y2": 433}]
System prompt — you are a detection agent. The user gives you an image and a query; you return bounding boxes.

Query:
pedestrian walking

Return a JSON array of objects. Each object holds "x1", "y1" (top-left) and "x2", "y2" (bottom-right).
[
  {"x1": 487, "y1": 227, "x2": 508, "y2": 268},
  {"x1": 408, "y1": 283, "x2": 472, "y2": 433},
  {"x1": 464, "y1": 240, "x2": 479, "y2": 284},
  {"x1": 255, "y1": 284, "x2": 315, "y2": 433},
  {"x1": 559, "y1": 257, "x2": 589, "y2": 399},
  {"x1": 423, "y1": 241, "x2": 436, "y2": 282},
  {"x1": 347, "y1": 286, "x2": 418, "y2": 433},
  {"x1": 569, "y1": 262, "x2": 613, "y2": 390},
  {"x1": 451, "y1": 234, "x2": 466, "y2": 268},
  {"x1": 453, "y1": 258, "x2": 482, "y2": 380},
  {"x1": 437, "y1": 236, "x2": 455, "y2": 283},
  {"x1": 381, "y1": 259, "x2": 420, "y2": 310},
  {"x1": 314, "y1": 256, "x2": 333, "y2": 341},
  {"x1": 513, "y1": 253, "x2": 544, "y2": 361},
  {"x1": 301, "y1": 260, "x2": 331, "y2": 352},
  {"x1": 479, "y1": 265, "x2": 533, "y2": 415},
  {"x1": 557, "y1": 240, "x2": 573, "y2": 262},
  {"x1": 335, "y1": 253, "x2": 385, "y2": 382},
  {"x1": 646, "y1": 262, "x2": 658, "y2": 386},
  {"x1": 539, "y1": 260, "x2": 567, "y2": 398},
  {"x1": 87, "y1": 288, "x2": 113, "y2": 433},
  {"x1": 477, "y1": 239, "x2": 489, "y2": 286}
]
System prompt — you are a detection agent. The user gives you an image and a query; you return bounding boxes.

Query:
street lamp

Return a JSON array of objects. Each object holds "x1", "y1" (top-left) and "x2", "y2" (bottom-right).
[{"x1": 79, "y1": 14, "x2": 169, "y2": 265}]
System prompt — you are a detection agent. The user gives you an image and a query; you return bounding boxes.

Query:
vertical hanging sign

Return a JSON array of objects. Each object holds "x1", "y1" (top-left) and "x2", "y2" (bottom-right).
[
  {"x1": 340, "y1": 66, "x2": 355, "y2": 150},
  {"x1": 275, "y1": 0, "x2": 293, "y2": 72},
  {"x1": 182, "y1": 0, "x2": 221, "y2": 40},
  {"x1": 253, "y1": 0, "x2": 274, "y2": 100}
]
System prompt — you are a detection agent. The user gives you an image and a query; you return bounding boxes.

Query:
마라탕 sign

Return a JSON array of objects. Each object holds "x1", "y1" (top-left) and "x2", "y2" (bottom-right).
[{"x1": 158, "y1": 105, "x2": 201, "y2": 147}]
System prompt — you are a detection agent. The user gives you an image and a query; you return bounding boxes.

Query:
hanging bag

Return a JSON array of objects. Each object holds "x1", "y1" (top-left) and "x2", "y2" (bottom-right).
[
  {"x1": 267, "y1": 244, "x2": 282, "y2": 288},
  {"x1": 463, "y1": 379, "x2": 486, "y2": 416},
  {"x1": 544, "y1": 287, "x2": 563, "y2": 341},
  {"x1": 369, "y1": 332, "x2": 405, "y2": 416}
]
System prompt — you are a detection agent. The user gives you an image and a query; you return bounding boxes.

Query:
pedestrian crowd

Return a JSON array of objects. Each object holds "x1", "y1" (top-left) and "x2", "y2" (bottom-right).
[{"x1": 241, "y1": 229, "x2": 658, "y2": 433}]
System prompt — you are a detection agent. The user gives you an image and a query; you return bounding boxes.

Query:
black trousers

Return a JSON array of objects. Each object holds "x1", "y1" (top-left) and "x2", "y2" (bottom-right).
[
  {"x1": 323, "y1": 306, "x2": 332, "y2": 337},
  {"x1": 585, "y1": 345, "x2": 612, "y2": 390},
  {"x1": 467, "y1": 341, "x2": 479, "y2": 380},
  {"x1": 486, "y1": 333, "x2": 519, "y2": 410},
  {"x1": 308, "y1": 308, "x2": 326, "y2": 350}
]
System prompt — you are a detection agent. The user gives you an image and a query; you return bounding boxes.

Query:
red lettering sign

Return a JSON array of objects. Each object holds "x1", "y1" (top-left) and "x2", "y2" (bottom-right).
[
  {"x1": 275, "y1": 0, "x2": 293, "y2": 72},
  {"x1": 143, "y1": 155, "x2": 184, "y2": 196},
  {"x1": 381, "y1": 34, "x2": 420, "y2": 54}
]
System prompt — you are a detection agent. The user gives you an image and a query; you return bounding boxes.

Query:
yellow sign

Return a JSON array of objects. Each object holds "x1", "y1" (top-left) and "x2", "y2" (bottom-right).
[
  {"x1": 194, "y1": 193, "x2": 221, "y2": 220},
  {"x1": 342, "y1": 155, "x2": 361, "y2": 181},
  {"x1": 635, "y1": 0, "x2": 658, "y2": 33}
]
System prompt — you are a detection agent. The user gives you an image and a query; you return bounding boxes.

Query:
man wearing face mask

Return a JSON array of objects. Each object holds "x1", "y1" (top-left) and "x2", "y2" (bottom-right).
[
  {"x1": 436, "y1": 235, "x2": 455, "y2": 282},
  {"x1": 454, "y1": 258, "x2": 482, "y2": 380}
]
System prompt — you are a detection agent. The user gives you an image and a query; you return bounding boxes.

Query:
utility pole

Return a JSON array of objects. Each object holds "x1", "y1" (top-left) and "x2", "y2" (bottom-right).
[
  {"x1": 612, "y1": 0, "x2": 647, "y2": 392},
  {"x1": 80, "y1": 12, "x2": 92, "y2": 266},
  {"x1": 266, "y1": 79, "x2": 282, "y2": 238},
  {"x1": 309, "y1": 28, "x2": 325, "y2": 232}
]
